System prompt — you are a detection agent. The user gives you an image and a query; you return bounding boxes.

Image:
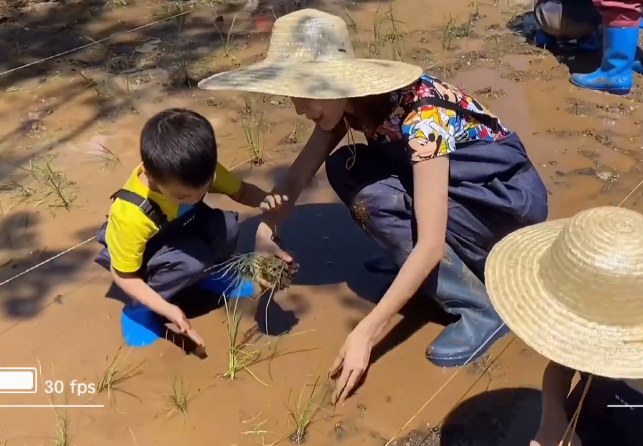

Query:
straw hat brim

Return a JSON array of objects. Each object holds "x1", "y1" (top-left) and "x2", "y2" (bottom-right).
[
  {"x1": 198, "y1": 59, "x2": 424, "y2": 99},
  {"x1": 486, "y1": 219, "x2": 643, "y2": 379}
]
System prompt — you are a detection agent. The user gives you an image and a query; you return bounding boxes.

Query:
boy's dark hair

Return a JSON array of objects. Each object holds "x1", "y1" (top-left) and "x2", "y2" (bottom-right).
[{"x1": 140, "y1": 108, "x2": 217, "y2": 188}]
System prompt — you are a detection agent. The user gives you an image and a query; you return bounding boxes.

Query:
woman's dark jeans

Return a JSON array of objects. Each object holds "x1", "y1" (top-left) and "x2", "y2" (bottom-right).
[{"x1": 325, "y1": 133, "x2": 548, "y2": 367}]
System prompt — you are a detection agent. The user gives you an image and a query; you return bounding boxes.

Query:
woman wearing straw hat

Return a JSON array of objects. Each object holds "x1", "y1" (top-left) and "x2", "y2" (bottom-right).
[
  {"x1": 486, "y1": 206, "x2": 643, "y2": 446},
  {"x1": 199, "y1": 9, "x2": 548, "y2": 402}
]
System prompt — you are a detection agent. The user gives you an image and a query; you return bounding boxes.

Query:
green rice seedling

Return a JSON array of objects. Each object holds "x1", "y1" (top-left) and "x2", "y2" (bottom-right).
[
  {"x1": 368, "y1": 6, "x2": 386, "y2": 57},
  {"x1": 344, "y1": 8, "x2": 357, "y2": 32},
  {"x1": 222, "y1": 297, "x2": 268, "y2": 386},
  {"x1": 384, "y1": 3, "x2": 406, "y2": 61},
  {"x1": 283, "y1": 122, "x2": 309, "y2": 144},
  {"x1": 235, "y1": 253, "x2": 295, "y2": 291},
  {"x1": 85, "y1": 141, "x2": 121, "y2": 171},
  {"x1": 159, "y1": 0, "x2": 189, "y2": 33},
  {"x1": 469, "y1": 1, "x2": 482, "y2": 21},
  {"x1": 241, "y1": 112, "x2": 266, "y2": 166},
  {"x1": 3, "y1": 157, "x2": 76, "y2": 210},
  {"x1": 53, "y1": 414, "x2": 70, "y2": 446},
  {"x1": 78, "y1": 71, "x2": 109, "y2": 100},
  {"x1": 37, "y1": 360, "x2": 71, "y2": 446},
  {"x1": 214, "y1": 14, "x2": 237, "y2": 60},
  {"x1": 441, "y1": 14, "x2": 474, "y2": 50},
  {"x1": 287, "y1": 377, "x2": 328, "y2": 444},
  {"x1": 95, "y1": 345, "x2": 143, "y2": 403},
  {"x1": 168, "y1": 377, "x2": 190, "y2": 416},
  {"x1": 171, "y1": 48, "x2": 193, "y2": 88},
  {"x1": 206, "y1": 253, "x2": 297, "y2": 335}
]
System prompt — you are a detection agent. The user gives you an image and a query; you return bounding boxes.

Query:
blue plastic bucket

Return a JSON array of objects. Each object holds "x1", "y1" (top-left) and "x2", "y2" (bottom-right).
[
  {"x1": 197, "y1": 270, "x2": 254, "y2": 298},
  {"x1": 121, "y1": 304, "x2": 164, "y2": 348}
]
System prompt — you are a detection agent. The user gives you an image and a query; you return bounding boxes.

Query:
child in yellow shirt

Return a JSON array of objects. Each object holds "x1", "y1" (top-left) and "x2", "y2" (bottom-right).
[{"x1": 95, "y1": 108, "x2": 275, "y2": 346}]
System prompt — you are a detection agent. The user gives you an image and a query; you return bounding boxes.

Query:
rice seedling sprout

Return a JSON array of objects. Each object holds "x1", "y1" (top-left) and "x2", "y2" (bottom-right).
[{"x1": 287, "y1": 377, "x2": 327, "y2": 444}]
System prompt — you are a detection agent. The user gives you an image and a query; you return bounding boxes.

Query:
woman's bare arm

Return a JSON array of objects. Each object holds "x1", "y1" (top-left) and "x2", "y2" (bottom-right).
[{"x1": 264, "y1": 123, "x2": 346, "y2": 227}]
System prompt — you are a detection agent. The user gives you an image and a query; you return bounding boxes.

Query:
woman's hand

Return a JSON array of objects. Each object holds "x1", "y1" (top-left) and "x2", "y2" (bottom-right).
[
  {"x1": 330, "y1": 320, "x2": 381, "y2": 404},
  {"x1": 255, "y1": 221, "x2": 292, "y2": 263}
]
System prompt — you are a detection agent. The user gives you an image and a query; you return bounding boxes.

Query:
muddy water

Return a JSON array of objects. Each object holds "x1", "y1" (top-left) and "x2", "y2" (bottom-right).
[{"x1": 1, "y1": 0, "x2": 643, "y2": 444}]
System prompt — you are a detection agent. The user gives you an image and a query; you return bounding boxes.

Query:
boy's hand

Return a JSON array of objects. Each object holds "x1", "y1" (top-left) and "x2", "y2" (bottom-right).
[
  {"x1": 166, "y1": 304, "x2": 205, "y2": 347},
  {"x1": 259, "y1": 194, "x2": 288, "y2": 212}
]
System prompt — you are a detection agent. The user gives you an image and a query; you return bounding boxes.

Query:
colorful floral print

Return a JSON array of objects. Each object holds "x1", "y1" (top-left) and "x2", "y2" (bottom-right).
[{"x1": 370, "y1": 75, "x2": 510, "y2": 164}]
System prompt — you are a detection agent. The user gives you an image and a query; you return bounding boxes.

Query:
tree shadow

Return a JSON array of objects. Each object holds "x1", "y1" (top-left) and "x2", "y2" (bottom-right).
[
  {"x1": 393, "y1": 387, "x2": 542, "y2": 445},
  {"x1": 0, "y1": 217, "x2": 99, "y2": 320},
  {"x1": 0, "y1": 0, "x2": 266, "y2": 188},
  {"x1": 506, "y1": 11, "x2": 601, "y2": 75}
]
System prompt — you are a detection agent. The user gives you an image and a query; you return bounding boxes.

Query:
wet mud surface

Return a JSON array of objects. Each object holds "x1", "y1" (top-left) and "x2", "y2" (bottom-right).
[{"x1": 0, "y1": 0, "x2": 642, "y2": 444}]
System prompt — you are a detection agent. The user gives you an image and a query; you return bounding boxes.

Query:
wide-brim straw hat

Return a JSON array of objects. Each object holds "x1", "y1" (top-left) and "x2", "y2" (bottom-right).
[
  {"x1": 486, "y1": 206, "x2": 643, "y2": 379},
  {"x1": 198, "y1": 9, "x2": 424, "y2": 99}
]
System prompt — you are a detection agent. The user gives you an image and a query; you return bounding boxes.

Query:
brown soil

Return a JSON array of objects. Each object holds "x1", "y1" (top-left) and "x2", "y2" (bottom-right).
[{"x1": 0, "y1": 0, "x2": 642, "y2": 445}]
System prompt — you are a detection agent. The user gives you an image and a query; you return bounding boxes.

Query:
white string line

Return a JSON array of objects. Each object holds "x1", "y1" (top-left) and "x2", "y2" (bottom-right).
[
  {"x1": 383, "y1": 322, "x2": 508, "y2": 446},
  {"x1": 618, "y1": 178, "x2": 643, "y2": 208},
  {"x1": 0, "y1": 156, "x2": 255, "y2": 288},
  {"x1": 0, "y1": 9, "x2": 194, "y2": 78},
  {"x1": 0, "y1": 237, "x2": 96, "y2": 287}
]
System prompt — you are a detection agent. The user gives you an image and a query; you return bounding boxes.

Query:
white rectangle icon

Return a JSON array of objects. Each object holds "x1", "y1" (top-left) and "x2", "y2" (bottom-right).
[{"x1": 0, "y1": 368, "x2": 37, "y2": 393}]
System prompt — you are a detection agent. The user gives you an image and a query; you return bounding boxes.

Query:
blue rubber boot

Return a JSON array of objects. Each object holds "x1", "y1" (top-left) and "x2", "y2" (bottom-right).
[{"x1": 570, "y1": 26, "x2": 639, "y2": 95}]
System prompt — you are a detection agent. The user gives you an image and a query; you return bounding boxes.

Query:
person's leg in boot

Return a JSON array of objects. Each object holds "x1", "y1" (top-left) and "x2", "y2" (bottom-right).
[
  {"x1": 327, "y1": 146, "x2": 509, "y2": 367},
  {"x1": 424, "y1": 244, "x2": 510, "y2": 367},
  {"x1": 570, "y1": 0, "x2": 641, "y2": 94}
]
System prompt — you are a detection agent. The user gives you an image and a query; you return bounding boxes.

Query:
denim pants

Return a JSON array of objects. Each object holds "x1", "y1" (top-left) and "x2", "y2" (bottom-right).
[
  {"x1": 95, "y1": 203, "x2": 240, "y2": 301},
  {"x1": 325, "y1": 132, "x2": 549, "y2": 366}
]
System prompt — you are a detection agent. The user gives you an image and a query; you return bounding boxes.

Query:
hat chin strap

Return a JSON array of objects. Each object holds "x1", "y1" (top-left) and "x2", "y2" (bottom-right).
[{"x1": 562, "y1": 375, "x2": 593, "y2": 445}]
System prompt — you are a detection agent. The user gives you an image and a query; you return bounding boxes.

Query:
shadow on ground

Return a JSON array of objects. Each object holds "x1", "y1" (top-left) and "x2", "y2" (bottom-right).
[
  {"x1": 393, "y1": 387, "x2": 541, "y2": 446},
  {"x1": 238, "y1": 203, "x2": 455, "y2": 356},
  {"x1": 0, "y1": 213, "x2": 98, "y2": 322},
  {"x1": 102, "y1": 201, "x2": 453, "y2": 359}
]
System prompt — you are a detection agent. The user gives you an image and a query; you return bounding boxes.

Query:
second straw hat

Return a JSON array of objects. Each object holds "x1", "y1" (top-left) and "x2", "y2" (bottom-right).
[
  {"x1": 198, "y1": 9, "x2": 423, "y2": 99},
  {"x1": 485, "y1": 206, "x2": 643, "y2": 379}
]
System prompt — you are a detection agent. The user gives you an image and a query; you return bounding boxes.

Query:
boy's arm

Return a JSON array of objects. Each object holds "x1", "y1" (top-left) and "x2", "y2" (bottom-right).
[
  {"x1": 229, "y1": 181, "x2": 271, "y2": 208},
  {"x1": 211, "y1": 162, "x2": 270, "y2": 208},
  {"x1": 111, "y1": 270, "x2": 178, "y2": 320},
  {"x1": 264, "y1": 123, "x2": 346, "y2": 225},
  {"x1": 106, "y1": 204, "x2": 205, "y2": 345}
]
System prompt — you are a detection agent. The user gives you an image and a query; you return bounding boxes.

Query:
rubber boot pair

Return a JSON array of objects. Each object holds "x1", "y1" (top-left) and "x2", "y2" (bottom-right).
[{"x1": 570, "y1": 25, "x2": 640, "y2": 95}]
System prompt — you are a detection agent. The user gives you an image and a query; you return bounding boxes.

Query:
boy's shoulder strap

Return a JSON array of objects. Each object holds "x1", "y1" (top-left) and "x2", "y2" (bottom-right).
[{"x1": 110, "y1": 189, "x2": 168, "y2": 229}]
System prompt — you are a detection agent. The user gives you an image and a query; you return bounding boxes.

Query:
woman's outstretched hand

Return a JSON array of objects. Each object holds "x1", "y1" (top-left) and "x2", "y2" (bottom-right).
[
  {"x1": 330, "y1": 323, "x2": 376, "y2": 404},
  {"x1": 255, "y1": 221, "x2": 292, "y2": 263}
]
